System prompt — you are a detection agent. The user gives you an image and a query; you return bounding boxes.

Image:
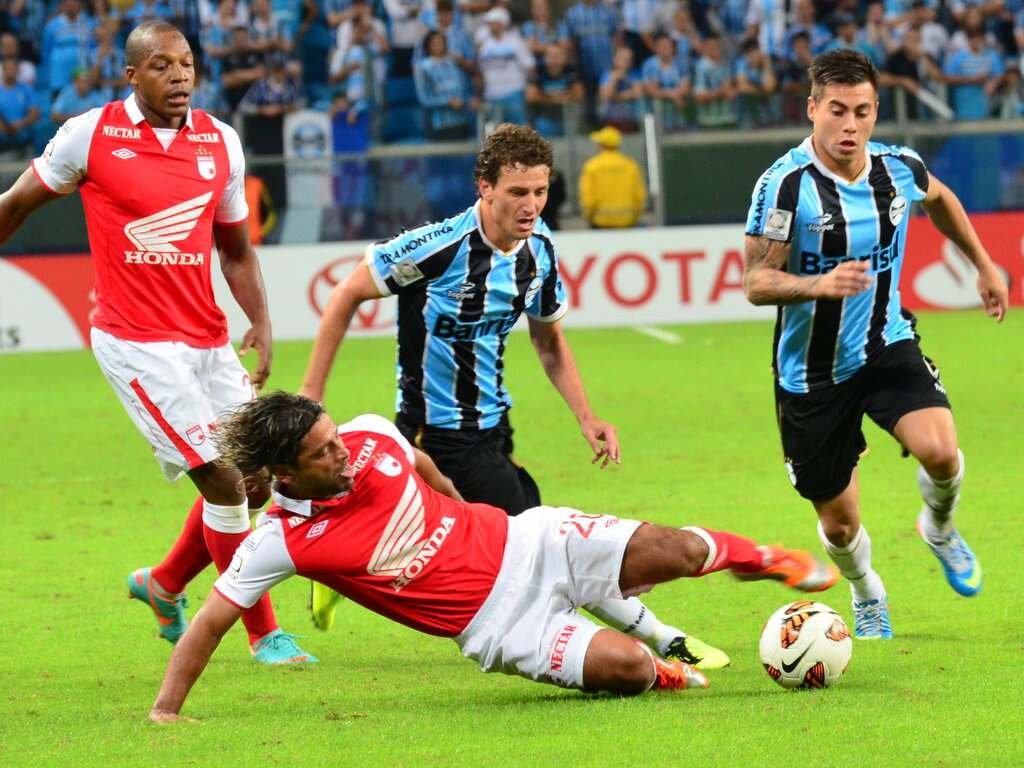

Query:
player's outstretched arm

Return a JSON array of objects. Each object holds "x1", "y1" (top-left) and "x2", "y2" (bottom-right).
[
  {"x1": 300, "y1": 261, "x2": 382, "y2": 403},
  {"x1": 0, "y1": 167, "x2": 60, "y2": 244},
  {"x1": 412, "y1": 447, "x2": 463, "y2": 501},
  {"x1": 215, "y1": 221, "x2": 274, "y2": 389},
  {"x1": 743, "y1": 235, "x2": 872, "y2": 305},
  {"x1": 921, "y1": 173, "x2": 1008, "y2": 322},
  {"x1": 150, "y1": 590, "x2": 244, "y2": 723},
  {"x1": 527, "y1": 318, "x2": 620, "y2": 468}
]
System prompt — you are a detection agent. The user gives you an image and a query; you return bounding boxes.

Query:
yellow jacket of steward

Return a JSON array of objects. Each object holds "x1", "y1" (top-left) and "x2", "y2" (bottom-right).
[{"x1": 579, "y1": 150, "x2": 647, "y2": 228}]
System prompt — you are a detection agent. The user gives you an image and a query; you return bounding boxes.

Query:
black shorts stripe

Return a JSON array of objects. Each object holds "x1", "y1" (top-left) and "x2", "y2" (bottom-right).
[
  {"x1": 453, "y1": 231, "x2": 495, "y2": 429},
  {"x1": 866, "y1": 159, "x2": 897, "y2": 355},
  {"x1": 805, "y1": 167, "x2": 848, "y2": 388},
  {"x1": 396, "y1": 239, "x2": 464, "y2": 425}
]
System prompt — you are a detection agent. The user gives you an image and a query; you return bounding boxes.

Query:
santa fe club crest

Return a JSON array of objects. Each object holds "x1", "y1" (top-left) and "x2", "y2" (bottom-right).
[{"x1": 195, "y1": 145, "x2": 216, "y2": 180}]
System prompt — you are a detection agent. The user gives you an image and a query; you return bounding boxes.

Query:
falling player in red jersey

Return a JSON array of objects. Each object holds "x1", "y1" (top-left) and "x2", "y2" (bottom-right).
[
  {"x1": 0, "y1": 21, "x2": 312, "y2": 664},
  {"x1": 149, "y1": 392, "x2": 839, "y2": 720}
]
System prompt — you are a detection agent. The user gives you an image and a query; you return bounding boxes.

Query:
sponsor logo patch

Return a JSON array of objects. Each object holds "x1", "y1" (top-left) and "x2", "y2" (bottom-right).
[
  {"x1": 122, "y1": 192, "x2": 212, "y2": 260},
  {"x1": 391, "y1": 257, "x2": 425, "y2": 287},
  {"x1": 306, "y1": 520, "x2": 329, "y2": 539},
  {"x1": 889, "y1": 195, "x2": 908, "y2": 226},
  {"x1": 807, "y1": 212, "x2": 835, "y2": 233},
  {"x1": 111, "y1": 148, "x2": 137, "y2": 159},
  {"x1": 764, "y1": 208, "x2": 793, "y2": 241},
  {"x1": 103, "y1": 126, "x2": 141, "y2": 139}
]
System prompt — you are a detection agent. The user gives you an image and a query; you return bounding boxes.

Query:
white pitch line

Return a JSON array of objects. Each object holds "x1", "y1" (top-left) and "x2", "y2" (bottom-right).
[{"x1": 633, "y1": 325, "x2": 681, "y2": 344}]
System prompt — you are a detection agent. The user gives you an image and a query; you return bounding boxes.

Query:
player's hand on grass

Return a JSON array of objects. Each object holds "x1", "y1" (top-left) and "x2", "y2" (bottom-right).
[
  {"x1": 239, "y1": 320, "x2": 273, "y2": 390},
  {"x1": 581, "y1": 417, "x2": 620, "y2": 469},
  {"x1": 816, "y1": 261, "x2": 873, "y2": 299},
  {"x1": 976, "y1": 264, "x2": 1008, "y2": 322},
  {"x1": 149, "y1": 709, "x2": 197, "y2": 724}
]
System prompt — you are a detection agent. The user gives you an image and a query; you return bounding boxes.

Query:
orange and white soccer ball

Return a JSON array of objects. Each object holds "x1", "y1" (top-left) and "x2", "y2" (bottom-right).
[{"x1": 759, "y1": 601, "x2": 852, "y2": 689}]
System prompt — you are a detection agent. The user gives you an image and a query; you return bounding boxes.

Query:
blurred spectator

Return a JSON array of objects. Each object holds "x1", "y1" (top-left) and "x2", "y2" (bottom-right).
[
  {"x1": 0, "y1": 32, "x2": 35, "y2": 88},
  {"x1": 579, "y1": 125, "x2": 646, "y2": 228},
  {"x1": 949, "y1": 7, "x2": 997, "y2": 54},
  {"x1": 51, "y1": 68, "x2": 105, "y2": 123},
  {"x1": 5, "y1": 0, "x2": 50, "y2": 62},
  {"x1": 383, "y1": 0, "x2": 426, "y2": 76},
  {"x1": 881, "y1": 27, "x2": 943, "y2": 119},
  {"x1": 330, "y1": 14, "x2": 388, "y2": 123},
  {"x1": 895, "y1": 0, "x2": 949, "y2": 62},
  {"x1": 944, "y1": 27, "x2": 1006, "y2": 118},
  {"x1": 221, "y1": 25, "x2": 266, "y2": 111},
  {"x1": 333, "y1": 0, "x2": 386, "y2": 72},
  {"x1": 949, "y1": 0, "x2": 1001, "y2": 28},
  {"x1": 41, "y1": 0, "x2": 95, "y2": 98},
  {"x1": 540, "y1": 166, "x2": 566, "y2": 229},
  {"x1": 90, "y1": 20, "x2": 129, "y2": 100},
  {"x1": 240, "y1": 52, "x2": 305, "y2": 118},
  {"x1": 250, "y1": 0, "x2": 293, "y2": 55},
  {"x1": 735, "y1": 36, "x2": 778, "y2": 127},
  {"x1": 125, "y1": 0, "x2": 175, "y2": 25},
  {"x1": 621, "y1": 0, "x2": 660, "y2": 67},
  {"x1": 564, "y1": 0, "x2": 619, "y2": 123},
  {"x1": 598, "y1": 45, "x2": 644, "y2": 131},
  {"x1": 860, "y1": 2, "x2": 897, "y2": 66},
  {"x1": 323, "y1": 0, "x2": 358, "y2": 29},
  {"x1": 200, "y1": 0, "x2": 240, "y2": 86},
  {"x1": 526, "y1": 42, "x2": 584, "y2": 136},
  {"x1": 191, "y1": 59, "x2": 232, "y2": 120},
  {"x1": 296, "y1": 0, "x2": 334, "y2": 104},
  {"x1": 668, "y1": 6, "x2": 701, "y2": 71},
  {"x1": 457, "y1": 0, "x2": 491, "y2": 38},
  {"x1": 826, "y1": 14, "x2": 882, "y2": 64},
  {"x1": 198, "y1": 0, "x2": 248, "y2": 28},
  {"x1": 0, "y1": 56, "x2": 39, "y2": 158},
  {"x1": 416, "y1": 0, "x2": 476, "y2": 76},
  {"x1": 745, "y1": 0, "x2": 788, "y2": 61},
  {"x1": 414, "y1": 29, "x2": 476, "y2": 139},
  {"x1": 786, "y1": 0, "x2": 833, "y2": 56},
  {"x1": 642, "y1": 33, "x2": 690, "y2": 132},
  {"x1": 270, "y1": 0, "x2": 303, "y2": 38},
  {"x1": 521, "y1": 0, "x2": 568, "y2": 64},
  {"x1": 780, "y1": 30, "x2": 813, "y2": 122},
  {"x1": 693, "y1": 33, "x2": 737, "y2": 127},
  {"x1": 477, "y1": 7, "x2": 533, "y2": 125}
]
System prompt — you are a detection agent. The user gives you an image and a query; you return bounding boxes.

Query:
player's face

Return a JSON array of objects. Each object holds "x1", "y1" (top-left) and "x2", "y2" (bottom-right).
[
  {"x1": 808, "y1": 82, "x2": 877, "y2": 178},
  {"x1": 479, "y1": 164, "x2": 550, "y2": 251},
  {"x1": 127, "y1": 32, "x2": 195, "y2": 128},
  {"x1": 286, "y1": 414, "x2": 355, "y2": 498}
]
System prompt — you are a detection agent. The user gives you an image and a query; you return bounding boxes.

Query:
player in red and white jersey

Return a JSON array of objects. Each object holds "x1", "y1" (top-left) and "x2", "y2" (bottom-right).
[
  {"x1": 0, "y1": 21, "x2": 312, "y2": 664},
  {"x1": 149, "y1": 392, "x2": 840, "y2": 720}
]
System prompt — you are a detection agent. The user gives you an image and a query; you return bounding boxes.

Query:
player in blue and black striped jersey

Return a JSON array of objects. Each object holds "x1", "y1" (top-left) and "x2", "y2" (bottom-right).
[
  {"x1": 743, "y1": 50, "x2": 1008, "y2": 639},
  {"x1": 301, "y1": 124, "x2": 730, "y2": 670}
]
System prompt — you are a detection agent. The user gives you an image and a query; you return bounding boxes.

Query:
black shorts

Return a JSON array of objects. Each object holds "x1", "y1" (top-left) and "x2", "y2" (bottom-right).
[
  {"x1": 395, "y1": 413, "x2": 541, "y2": 516},
  {"x1": 775, "y1": 339, "x2": 952, "y2": 502}
]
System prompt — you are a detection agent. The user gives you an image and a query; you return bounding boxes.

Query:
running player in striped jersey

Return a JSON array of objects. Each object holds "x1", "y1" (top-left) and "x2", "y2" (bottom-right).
[
  {"x1": 301, "y1": 124, "x2": 730, "y2": 670},
  {"x1": 742, "y1": 50, "x2": 1008, "y2": 639}
]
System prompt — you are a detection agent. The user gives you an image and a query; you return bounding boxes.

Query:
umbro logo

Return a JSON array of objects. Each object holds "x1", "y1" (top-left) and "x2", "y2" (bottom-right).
[{"x1": 112, "y1": 148, "x2": 137, "y2": 159}]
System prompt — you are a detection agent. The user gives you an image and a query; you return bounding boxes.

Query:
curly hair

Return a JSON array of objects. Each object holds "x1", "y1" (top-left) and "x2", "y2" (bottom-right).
[
  {"x1": 808, "y1": 49, "x2": 878, "y2": 102},
  {"x1": 214, "y1": 391, "x2": 324, "y2": 477},
  {"x1": 474, "y1": 124, "x2": 554, "y2": 186}
]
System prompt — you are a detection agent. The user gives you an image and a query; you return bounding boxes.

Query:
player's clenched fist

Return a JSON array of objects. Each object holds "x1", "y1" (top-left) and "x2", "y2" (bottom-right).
[{"x1": 816, "y1": 261, "x2": 873, "y2": 299}]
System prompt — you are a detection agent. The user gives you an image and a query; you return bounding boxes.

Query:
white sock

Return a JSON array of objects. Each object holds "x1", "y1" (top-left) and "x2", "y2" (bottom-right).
[
  {"x1": 201, "y1": 499, "x2": 250, "y2": 534},
  {"x1": 585, "y1": 598, "x2": 676, "y2": 651},
  {"x1": 918, "y1": 450, "x2": 963, "y2": 543},
  {"x1": 817, "y1": 522, "x2": 885, "y2": 603}
]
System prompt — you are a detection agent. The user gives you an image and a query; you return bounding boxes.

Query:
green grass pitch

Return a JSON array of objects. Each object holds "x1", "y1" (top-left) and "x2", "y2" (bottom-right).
[{"x1": 2, "y1": 311, "x2": 1021, "y2": 767}]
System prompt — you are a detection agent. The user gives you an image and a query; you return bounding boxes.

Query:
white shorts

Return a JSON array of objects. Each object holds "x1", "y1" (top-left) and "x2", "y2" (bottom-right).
[
  {"x1": 91, "y1": 327, "x2": 255, "y2": 481},
  {"x1": 455, "y1": 506, "x2": 643, "y2": 689}
]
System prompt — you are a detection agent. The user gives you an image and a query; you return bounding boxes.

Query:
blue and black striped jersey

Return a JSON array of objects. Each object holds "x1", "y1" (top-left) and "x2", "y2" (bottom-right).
[
  {"x1": 745, "y1": 137, "x2": 929, "y2": 393},
  {"x1": 365, "y1": 202, "x2": 568, "y2": 429}
]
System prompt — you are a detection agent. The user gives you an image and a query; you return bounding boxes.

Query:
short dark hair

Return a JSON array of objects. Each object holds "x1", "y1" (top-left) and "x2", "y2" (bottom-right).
[
  {"x1": 125, "y1": 20, "x2": 185, "y2": 67},
  {"x1": 808, "y1": 49, "x2": 878, "y2": 101},
  {"x1": 214, "y1": 391, "x2": 324, "y2": 477},
  {"x1": 741, "y1": 36, "x2": 760, "y2": 53},
  {"x1": 474, "y1": 123, "x2": 553, "y2": 186}
]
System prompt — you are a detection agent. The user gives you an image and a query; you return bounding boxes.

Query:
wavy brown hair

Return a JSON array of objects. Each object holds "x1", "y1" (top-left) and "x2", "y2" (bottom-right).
[
  {"x1": 474, "y1": 124, "x2": 553, "y2": 186},
  {"x1": 215, "y1": 392, "x2": 324, "y2": 477}
]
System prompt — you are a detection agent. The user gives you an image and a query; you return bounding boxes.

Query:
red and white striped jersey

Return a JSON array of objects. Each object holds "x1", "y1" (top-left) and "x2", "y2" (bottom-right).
[
  {"x1": 215, "y1": 415, "x2": 510, "y2": 638},
  {"x1": 32, "y1": 94, "x2": 249, "y2": 347}
]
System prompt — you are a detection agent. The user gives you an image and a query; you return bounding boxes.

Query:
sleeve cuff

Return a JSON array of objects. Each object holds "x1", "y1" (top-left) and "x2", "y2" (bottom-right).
[
  {"x1": 529, "y1": 302, "x2": 569, "y2": 324},
  {"x1": 31, "y1": 160, "x2": 68, "y2": 195},
  {"x1": 364, "y1": 245, "x2": 392, "y2": 297}
]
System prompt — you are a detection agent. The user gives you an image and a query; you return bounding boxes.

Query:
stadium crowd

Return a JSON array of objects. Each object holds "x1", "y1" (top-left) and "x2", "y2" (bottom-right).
[{"x1": 0, "y1": 0, "x2": 1021, "y2": 156}]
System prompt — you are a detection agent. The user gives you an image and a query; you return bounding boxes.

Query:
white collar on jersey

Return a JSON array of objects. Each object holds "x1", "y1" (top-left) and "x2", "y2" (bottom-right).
[
  {"x1": 473, "y1": 200, "x2": 528, "y2": 258},
  {"x1": 270, "y1": 485, "x2": 350, "y2": 518},
  {"x1": 123, "y1": 92, "x2": 194, "y2": 130},
  {"x1": 802, "y1": 136, "x2": 872, "y2": 186}
]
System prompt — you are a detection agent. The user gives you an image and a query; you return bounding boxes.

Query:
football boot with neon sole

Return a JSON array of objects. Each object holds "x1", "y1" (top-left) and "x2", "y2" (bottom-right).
[
  {"x1": 652, "y1": 655, "x2": 710, "y2": 691},
  {"x1": 662, "y1": 635, "x2": 731, "y2": 671},
  {"x1": 127, "y1": 567, "x2": 188, "y2": 644},
  {"x1": 251, "y1": 629, "x2": 319, "y2": 665},
  {"x1": 917, "y1": 514, "x2": 983, "y2": 597},
  {"x1": 734, "y1": 546, "x2": 839, "y2": 592},
  {"x1": 310, "y1": 581, "x2": 344, "y2": 631},
  {"x1": 852, "y1": 595, "x2": 893, "y2": 639}
]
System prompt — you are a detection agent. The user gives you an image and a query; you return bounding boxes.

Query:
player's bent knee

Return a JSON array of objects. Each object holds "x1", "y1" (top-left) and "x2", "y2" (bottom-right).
[
  {"x1": 918, "y1": 441, "x2": 960, "y2": 479},
  {"x1": 581, "y1": 630, "x2": 654, "y2": 695}
]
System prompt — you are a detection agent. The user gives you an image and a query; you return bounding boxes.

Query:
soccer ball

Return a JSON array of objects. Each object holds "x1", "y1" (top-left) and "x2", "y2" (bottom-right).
[{"x1": 759, "y1": 601, "x2": 852, "y2": 689}]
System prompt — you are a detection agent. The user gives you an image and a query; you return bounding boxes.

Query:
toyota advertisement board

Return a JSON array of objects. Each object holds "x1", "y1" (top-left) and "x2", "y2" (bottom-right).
[{"x1": 3, "y1": 214, "x2": 1022, "y2": 353}]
